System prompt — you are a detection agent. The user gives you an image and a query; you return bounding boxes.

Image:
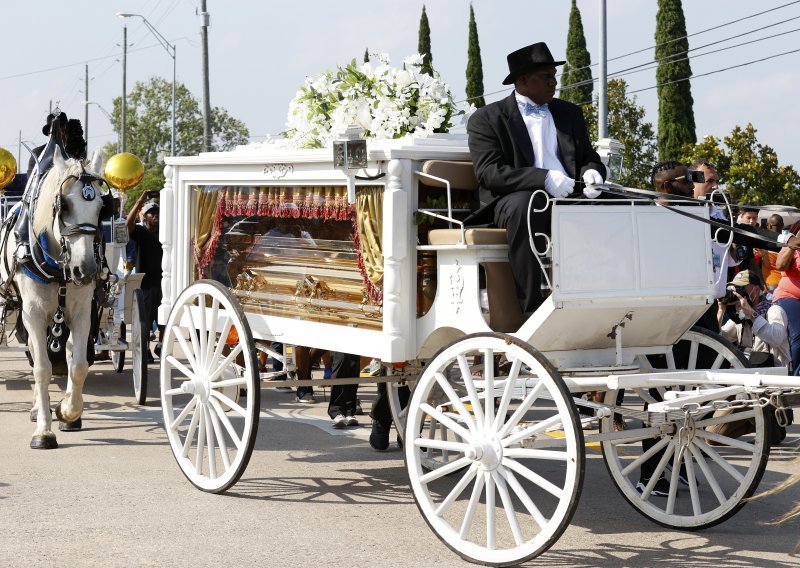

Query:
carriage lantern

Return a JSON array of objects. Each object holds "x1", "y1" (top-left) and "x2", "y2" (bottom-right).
[
  {"x1": 333, "y1": 125, "x2": 367, "y2": 204},
  {"x1": 595, "y1": 138, "x2": 624, "y2": 182},
  {"x1": 0, "y1": 147, "x2": 16, "y2": 192}
]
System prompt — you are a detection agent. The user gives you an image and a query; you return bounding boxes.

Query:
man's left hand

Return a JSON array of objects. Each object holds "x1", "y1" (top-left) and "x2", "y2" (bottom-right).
[{"x1": 582, "y1": 169, "x2": 604, "y2": 199}]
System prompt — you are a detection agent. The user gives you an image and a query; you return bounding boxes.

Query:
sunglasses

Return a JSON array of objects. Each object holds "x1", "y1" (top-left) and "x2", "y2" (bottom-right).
[{"x1": 671, "y1": 170, "x2": 705, "y2": 183}]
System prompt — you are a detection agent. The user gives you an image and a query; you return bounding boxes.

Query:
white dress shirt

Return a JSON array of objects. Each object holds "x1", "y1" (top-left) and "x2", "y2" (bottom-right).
[{"x1": 514, "y1": 92, "x2": 566, "y2": 176}]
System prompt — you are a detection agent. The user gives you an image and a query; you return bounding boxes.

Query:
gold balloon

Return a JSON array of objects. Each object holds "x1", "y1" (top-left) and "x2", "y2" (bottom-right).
[
  {"x1": 0, "y1": 147, "x2": 16, "y2": 192},
  {"x1": 104, "y1": 152, "x2": 145, "y2": 191}
]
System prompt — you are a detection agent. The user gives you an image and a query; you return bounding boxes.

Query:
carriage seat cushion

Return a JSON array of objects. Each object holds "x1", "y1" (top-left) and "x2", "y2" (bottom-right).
[
  {"x1": 428, "y1": 228, "x2": 508, "y2": 246},
  {"x1": 420, "y1": 161, "x2": 478, "y2": 192}
]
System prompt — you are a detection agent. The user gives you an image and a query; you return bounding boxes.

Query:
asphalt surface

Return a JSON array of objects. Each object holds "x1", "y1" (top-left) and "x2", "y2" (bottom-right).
[{"x1": 2, "y1": 338, "x2": 800, "y2": 568}]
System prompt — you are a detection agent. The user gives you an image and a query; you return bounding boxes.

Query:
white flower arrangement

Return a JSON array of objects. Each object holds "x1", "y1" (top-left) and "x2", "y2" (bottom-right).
[{"x1": 283, "y1": 53, "x2": 461, "y2": 149}]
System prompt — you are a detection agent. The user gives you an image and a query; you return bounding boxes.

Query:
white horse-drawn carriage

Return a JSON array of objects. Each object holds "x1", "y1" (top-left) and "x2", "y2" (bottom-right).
[{"x1": 155, "y1": 134, "x2": 798, "y2": 565}]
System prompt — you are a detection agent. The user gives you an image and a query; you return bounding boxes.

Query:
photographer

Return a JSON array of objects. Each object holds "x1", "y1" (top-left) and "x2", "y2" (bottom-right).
[
  {"x1": 127, "y1": 191, "x2": 163, "y2": 361},
  {"x1": 717, "y1": 270, "x2": 790, "y2": 369}
]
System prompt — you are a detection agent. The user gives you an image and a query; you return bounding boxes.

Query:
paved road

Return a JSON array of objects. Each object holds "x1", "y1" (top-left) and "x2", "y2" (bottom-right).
[{"x1": 1, "y1": 339, "x2": 800, "y2": 567}]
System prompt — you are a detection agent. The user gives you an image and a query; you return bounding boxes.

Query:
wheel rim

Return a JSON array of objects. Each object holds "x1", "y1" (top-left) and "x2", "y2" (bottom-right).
[
  {"x1": 406, "y1": 334, "x2": 583, "y2": 565},
  {"x1": 160, "y1": 280, "x2": 260, "y2": 493},
  {"x1": 601, "y1": 328, "x2": 769, "y2": 529},
  {"x1": 132, "y1": 292, "x2": 146, "y2": 403}
]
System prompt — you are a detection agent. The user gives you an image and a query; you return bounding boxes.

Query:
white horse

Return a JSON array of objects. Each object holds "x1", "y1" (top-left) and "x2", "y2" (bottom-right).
[{"x1": 2, "y1": 150, "x2": 107, "y2": 449}]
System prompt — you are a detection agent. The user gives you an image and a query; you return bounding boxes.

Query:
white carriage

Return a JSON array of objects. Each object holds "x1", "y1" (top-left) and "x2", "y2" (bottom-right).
[{"x1": 157, "y1": 135, "x2": 800, "y2": 566}]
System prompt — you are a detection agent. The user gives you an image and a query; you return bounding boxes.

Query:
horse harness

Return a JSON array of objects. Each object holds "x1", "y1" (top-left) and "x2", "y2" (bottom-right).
[{"x1": 0, "y1": 165, "x2": 114, "y2": 347}]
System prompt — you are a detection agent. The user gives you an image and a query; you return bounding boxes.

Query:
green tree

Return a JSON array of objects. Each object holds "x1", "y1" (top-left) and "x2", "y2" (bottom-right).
[
  {"x1": 465, "y1": 4, "x2": 485, "y2": 107},
  {"x1": 364, "y1": 47, "x2": 369, "y2": 63},
  {"x1": 560, "y1": 0, "x2": 593, "y2": 105},
  {"x1": 655, "y1": 0, "x2": 696, "y2": 161},
  {"x1": 584, "y1": 79, "x2": 658, "y2": 188},
  {"x1": 418, "y1": 5, "x2": 433, "y2": 75},
  {"x1": 104, "y1": 77, "x2": 249, "y2": 194},
  {"x1": 681, "y1": 124, "x2": 800, "y2": 207}
]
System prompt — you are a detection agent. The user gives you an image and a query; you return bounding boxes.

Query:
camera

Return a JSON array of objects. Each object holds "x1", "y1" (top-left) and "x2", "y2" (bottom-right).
[
  {"x1": 732, "y1": 244, "x2": 751, "y2": 263},
  {"x1": 687, "y1": 169, "x2": 706, "y2": 183},
  {"x1": 720, "y1": 284, "x2": 746, "y2": 305},
  {"x1": 147, "y1": 190, "x2": 160, "y2": 199}
]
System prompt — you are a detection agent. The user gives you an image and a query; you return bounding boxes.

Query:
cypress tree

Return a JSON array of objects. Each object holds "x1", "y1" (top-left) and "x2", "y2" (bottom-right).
[
  {"x1": 364, "y1": 48, "x2": 369, "y2": 63},
  {"x1": 418, "y1": 5, "x2": 433, "y2": 75},
  {"x1": 560, "y1": 0, "x2": 593, "y2": 105},
  {"x1": 655, "y1": 0, "x2": 696, "y2": 161},
  {"x1": 465, "y1": 4, "x2": 485, "y2": 107}
]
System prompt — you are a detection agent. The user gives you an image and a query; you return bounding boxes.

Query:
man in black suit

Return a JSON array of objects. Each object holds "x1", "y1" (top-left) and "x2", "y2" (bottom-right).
[{"x1": 468, "y1": 42, "x2": 606, "y2": 314}]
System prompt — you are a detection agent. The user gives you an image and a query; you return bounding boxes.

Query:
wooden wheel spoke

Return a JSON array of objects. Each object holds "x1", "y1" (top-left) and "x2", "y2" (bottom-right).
[
  {"x1": 459, "y1": 469, "x2": 485, "y2": 540},
  {"x1": 693, "y1": 439, "x2": 745, "y2": 483},
  {"x1": 203, "y1": 406, "x2": 217, "y2": 480},
  {"x1": 434, "y1": 372, "x2": 479, "y2": 436},
  {"x1": 498, "y1": 380, "x2": 546, "y2": 439},
  {"x1": 498, "y1": 465, "x2": 547, "y2": 530},
  {"x1": 434, "y1": 463, "x2": 479, "y2": 517},
  {"x1": 208, "y1": 344, "x2": 244, "y2": 383},
  {"x1": 206, "y1": 401, "x2": 232, "y2": 470},
  {"x1": 688, "y1": 444, "x2": 727, "y2": 505},
  {"x1": 482, "y1": 348, "x2": 495, "y2": 434},
  {"x1": 210, "y1": 389, "x2": 247, "y2": 418},
  {"x1": 638, "y1": 444, "x2": 675, "y2": 501},
  {"x1": 493, "y1": 358, "x2": 523, "y2": 432},
  {"x1": 502, "y1": 413, "x2": 562, "y2": 448},
  {"x1": 492, "y1": 469, "x2": 525, "y2": 547},
  {"x1": 169, "y1": 397, "x2": 198, "y2": 430},
  {"x1": 195, "y1": 403, "x2": 206, "y2": 475},
  {"x1": 181, "y1": 404, "x2": 202, "y2": 458},
  {"x1": 620, "y1": 436, "x2": 671, "y2": 477},
  {"x1": 457, "y1": 354, "x2": 486, "y2": 435},
  {"x1": 420, "y1": 402, "x2": 473, "y2": 443},
  {"x1": 208, "y1": 397, "x2": 244, "y2": 450},
  {"x1": 485, "y1": 472, "x2": 496, "y2": 550},
  {"x1": 165, "y1": 355, "x2": 195, "y2": 383},
  {"x1": 502, "y1": 457, "x2": 563, "y2": 500}
]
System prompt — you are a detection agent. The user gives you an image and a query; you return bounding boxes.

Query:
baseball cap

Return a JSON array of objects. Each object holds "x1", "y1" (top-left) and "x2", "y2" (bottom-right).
[
  {"x1": 141, "y1": 200, "x2": 160, "y2": 216},
  {"x1": 728, "y1": 270, "x2": 761, "y2": 287}
]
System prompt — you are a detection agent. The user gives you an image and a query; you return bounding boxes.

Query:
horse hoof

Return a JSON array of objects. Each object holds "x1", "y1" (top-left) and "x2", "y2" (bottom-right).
[
  {"x1": 30, "y1": 434, "x2": 58, "y2": 450},
  {"x1": 59, "y1": 418, "x2": 82, "y2": 431}
]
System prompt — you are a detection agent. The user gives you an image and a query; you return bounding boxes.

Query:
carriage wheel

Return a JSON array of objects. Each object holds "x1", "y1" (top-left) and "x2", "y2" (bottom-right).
[
  {"x1": 601, "y1": 327, "x2": 770, "y2": 530},
  {"x1": 160, "y1": 280, "x2": 260, "y2": 493},
  {"x1": 131, "y1": 289, "x2": 149, "y2": 405},
  {"x1": 406, "y1": 333, "x2": 584, "y2": 566},
  {"x1": 111, "y1": 322, "x2": 126, "y2": 373}
]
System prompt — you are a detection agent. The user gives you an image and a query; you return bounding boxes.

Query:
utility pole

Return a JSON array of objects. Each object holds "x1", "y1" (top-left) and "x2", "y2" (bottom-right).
[
  {"x1": 199, "y1": 1, "x2": 211, "y2": 152},
  {"x1": 122, "y1": 25, "x2": 127, "y2": 152},
  {"x1": 84, "y1": 64, "x2": 90, "y2": 149},
  {"x1": 598, "y1": 0, "x2": 608, "y2": 139}
]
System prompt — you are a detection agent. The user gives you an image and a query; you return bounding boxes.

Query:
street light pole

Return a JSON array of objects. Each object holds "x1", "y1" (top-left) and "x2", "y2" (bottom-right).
[
  {"x1": 116, "y1": 13, "x2": 176, "y2": 156},
  {"x1": 122, "y1": 25, "x2": 127, "y2": 153}
]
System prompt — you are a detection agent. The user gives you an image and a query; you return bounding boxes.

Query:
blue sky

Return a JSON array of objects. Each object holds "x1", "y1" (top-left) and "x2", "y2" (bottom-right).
[{"x1": 2, "y1": 0, "x2": 799, "y2": 175}]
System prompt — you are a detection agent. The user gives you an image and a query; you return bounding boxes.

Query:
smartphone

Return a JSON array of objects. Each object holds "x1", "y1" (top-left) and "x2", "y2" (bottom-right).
[{"x1": 147, "y1": 190, "x2": 160, "y2": 199}]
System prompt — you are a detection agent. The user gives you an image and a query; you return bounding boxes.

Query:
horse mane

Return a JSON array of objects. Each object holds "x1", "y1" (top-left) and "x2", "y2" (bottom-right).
[{"x1": 32, "y1": 158, "x2": 93, "y2": 245}]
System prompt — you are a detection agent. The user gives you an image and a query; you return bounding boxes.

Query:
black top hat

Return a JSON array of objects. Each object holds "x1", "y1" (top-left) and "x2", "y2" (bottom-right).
[
  {"x1": 42, "y1": 111, "x2": 69, "y2": 136},
  {"x1": 502, "y1": 42, "x2": 565, "y2": 85}
]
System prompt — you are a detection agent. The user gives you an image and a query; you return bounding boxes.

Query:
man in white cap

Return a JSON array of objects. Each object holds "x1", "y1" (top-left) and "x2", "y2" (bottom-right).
[{"x1": 127, "y1": 192, "x2": 163, "y2": 360}]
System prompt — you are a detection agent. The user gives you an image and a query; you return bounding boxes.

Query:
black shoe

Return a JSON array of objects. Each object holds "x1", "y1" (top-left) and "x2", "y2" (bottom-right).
[
  {"x1": 369, "y1": 420, "x2": 391, "y2": 451},
  {"x1": 636, "y1": 475, "x2": 670, "y2": 497}
]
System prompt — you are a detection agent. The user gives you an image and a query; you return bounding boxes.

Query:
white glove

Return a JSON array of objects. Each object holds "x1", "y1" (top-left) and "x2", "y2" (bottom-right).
[
  {"x1": 544, "y1": 170, "x2": 574, "y2": 198},
  {"x1": 582, "y1": 169, "x2": 604, "y2": 199}
]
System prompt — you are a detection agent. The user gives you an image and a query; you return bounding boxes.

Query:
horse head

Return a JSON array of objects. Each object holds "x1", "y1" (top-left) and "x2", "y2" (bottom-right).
[{"x1": 33, "y1": 150, "x2": 108, "y2": 286}]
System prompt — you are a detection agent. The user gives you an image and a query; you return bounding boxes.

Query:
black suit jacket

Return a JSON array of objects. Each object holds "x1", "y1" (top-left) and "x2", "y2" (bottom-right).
[{"x1": 467, "y1": 92, "x2": 605, "y2": 201}]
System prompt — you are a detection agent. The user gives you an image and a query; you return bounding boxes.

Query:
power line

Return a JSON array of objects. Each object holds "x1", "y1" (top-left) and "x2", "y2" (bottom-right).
[
  {"x1": 563, "y1": 0, "x2": 800, "y2": 77},
  {"x1": 0, "y1": 35, "x2": 198, "y2": 82}
]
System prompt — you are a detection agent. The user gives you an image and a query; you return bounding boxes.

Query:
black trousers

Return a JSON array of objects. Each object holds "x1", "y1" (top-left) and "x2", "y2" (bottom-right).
[
  {"x1": 494, "y1": 191, "x2": 551, "y2": 314},
  {"x1": 326, "y1": 352, "x2": 361, "y2": 418},
  {"x1": 370, "y1": 381, "x2": 410, "y2": 426}
]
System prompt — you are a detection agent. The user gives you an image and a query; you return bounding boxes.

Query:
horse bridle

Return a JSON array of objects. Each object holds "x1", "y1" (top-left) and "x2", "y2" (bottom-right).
[{"x1": 52, "y1": 166, "x2": 109, "y2": 272}]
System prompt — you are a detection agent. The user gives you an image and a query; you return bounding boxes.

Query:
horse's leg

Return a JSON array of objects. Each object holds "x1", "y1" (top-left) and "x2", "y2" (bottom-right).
[
  {"x1": 22, "y1": 294, "x2": 58, "y2": 449},
  {"x1": 56, "y1": 286, "x2": 93, "y2": 430}
]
